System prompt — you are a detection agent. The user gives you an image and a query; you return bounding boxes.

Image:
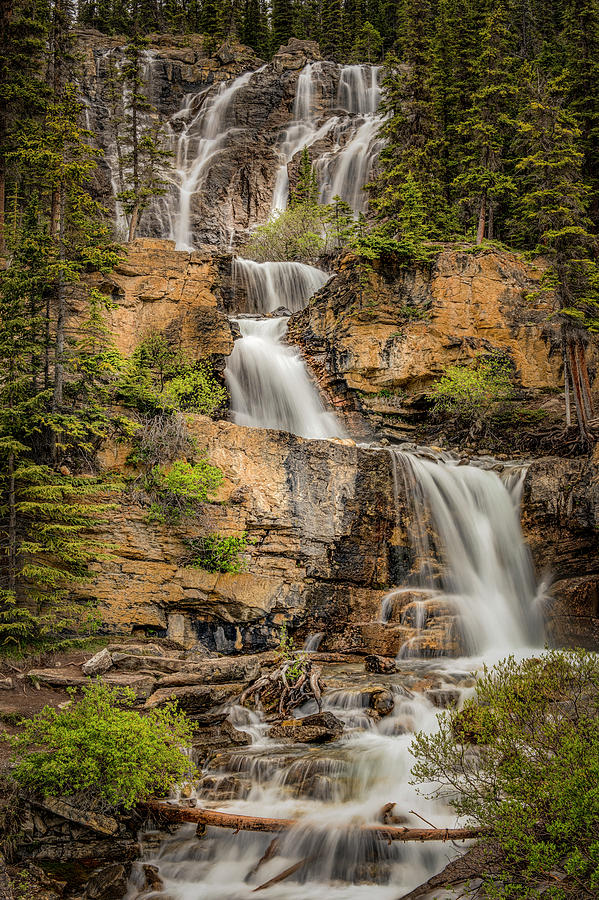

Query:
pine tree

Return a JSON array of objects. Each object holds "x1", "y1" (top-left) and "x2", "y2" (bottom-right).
[
  {"x1": 562, "y1": 0, "x2": 599, "y2": 214},
  {"x1": 352, "y1": 20, "x2": 382, "y2": 62},
  {"x1": 115, "y1": 35, "x2": 172, "y2": 242},
  {"x1": 290, "y1": 146, "x2": 319, "y2": 206},
  {"x1": 514, "y1": 68, "x2": 599, "y2": 441},
  {"x1": 452, "y1": 1, "x2": 519, "y2": 242},
  {"x1": 271, "y1": 0, "x2": 293, "y2": 50},
  {"x1": 320, "y1": 0, "x2": 343, "y2": 59}
]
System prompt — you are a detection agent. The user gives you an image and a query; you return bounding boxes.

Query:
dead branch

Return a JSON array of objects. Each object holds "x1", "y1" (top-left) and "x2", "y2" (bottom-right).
[
  {"x1": 240, "y1": 656, "x2": 326, "y2": 716},
  {"x1": 252, "y1": 857, "x2": 312, "y2": 892}
]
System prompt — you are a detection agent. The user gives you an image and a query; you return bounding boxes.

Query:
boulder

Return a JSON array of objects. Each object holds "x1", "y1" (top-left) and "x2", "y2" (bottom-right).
[
  {"x1": 364, "y1": 655, "x2": 396, "y2": 674},
  {"x1": 426, "y1": 688, "x2": 460, "y2": 709},
  {"x1": 144, "y1": 682, "x2": 242, "y2": 713},
  {"x1": 82, "y1": 648, "x2": 113, "y2": 676},
  {"x1": 82, "y1": 864, "x2": 128, "y2": 899},
  {"x1": 269, "y1": 711, "x2": 344, "y2": 744}
]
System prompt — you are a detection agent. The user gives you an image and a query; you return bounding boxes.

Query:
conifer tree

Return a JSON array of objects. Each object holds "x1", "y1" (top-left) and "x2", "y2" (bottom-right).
[
  {"x1": 352, "y1": 20, "x2": 382, "y2": 62},
  {"x1": 272, "y1": 0, "x2": 293, "y2": 50},
  {"x1": 113, "y1": 35, "x2": 172, "y2": 242},
  {"x1": 320, "y1": 0, "x2": 343, "y2": 59},
  {"x1": 291, "y1": 147, "x2": 319, "y2": 206},
  {"x1": 514, "y1": 68, "x2": 599, "y2": 440},
  {"x1": 452, "y1": 1, "x2": 519, "y2": 242}
]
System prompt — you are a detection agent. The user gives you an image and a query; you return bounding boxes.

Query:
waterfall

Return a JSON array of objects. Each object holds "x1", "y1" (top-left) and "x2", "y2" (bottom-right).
[
  {"x1": 271, "y1": 63, "x2": 341, "y2": 214},
  {"x1": 159, "y1": 69, "x2": 258, "y2": 250},
  {"x1": 384, "y1": 451, "x2": 544, "y2": 659},
  {"x1": 233, "y1": 258, "x2": 329, "y2": 314},
  {"x1": 226, "y1": 318, "x2": 344, "y2": 439},
  {"x1": 316, "y1": 65, "x2": 384, "y2": 212}
]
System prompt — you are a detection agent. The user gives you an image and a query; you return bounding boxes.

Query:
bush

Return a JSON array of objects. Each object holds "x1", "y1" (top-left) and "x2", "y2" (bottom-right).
[
  {"x1": 186, "y1": 532, "x2": 250, "y2": 574},
  {"x1": 411, "y1": 650, "x2": 599, "y2": 898},
  {"x1": 117, "y1": 334, "x2": 226, "y2": 418},
  {"x1": 145, "y1": 459, "x2": 223, "y2": 523},
  {"x1": 10, "y1": 681, "x2": 194, "y2": 810},
  {"x1": 429, "y1": 356, "x2": 514, "y2": 423},
  {"x1": 244, "y1": 203, "x2": 327, "y2": 262}
]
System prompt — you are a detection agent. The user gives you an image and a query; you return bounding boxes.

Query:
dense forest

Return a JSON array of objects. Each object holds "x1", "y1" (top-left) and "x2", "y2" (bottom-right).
[{"x1": 1, "y1": 0, "x2": 599, "y2": 650}]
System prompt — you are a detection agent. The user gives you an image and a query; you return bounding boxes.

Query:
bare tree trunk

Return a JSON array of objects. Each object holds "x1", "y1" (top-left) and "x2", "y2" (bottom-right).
[
  {"x1": 487, "y1": 200, "x2": 494, "y2": 241},
  {"x1": 576, "y1": 342, "x2": 595, "y2": 419},
  {"x1": 476, "y1": 194, "x2": 486, "y2": 245},
  {"x1": 564, "y1": 348, "x2": 572, "y2": 428},
  {"x1": 128, "y1": 202, "x2": 139, "y2": 242},
  {"x1": 567, "y1": 339, "x2": 592, "y2": 445},
  {"x1": 52, "y1": 184, "x2": 66, "y2": 415}
]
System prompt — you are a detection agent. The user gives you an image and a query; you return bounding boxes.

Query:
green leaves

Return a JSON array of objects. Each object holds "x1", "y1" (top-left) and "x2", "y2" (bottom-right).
[
  {"x1": 186, "y1": 532, "x2": 251, "y2": 574},
  {"x1": 10, "y1": 680, "x2": 194, "y2": 810},
  {"x1": 145, "y1": 459, "x2": 224, "y2": 523},
  {"x1": 411, "y1": 650, "x2": 599, "y2": 898}
]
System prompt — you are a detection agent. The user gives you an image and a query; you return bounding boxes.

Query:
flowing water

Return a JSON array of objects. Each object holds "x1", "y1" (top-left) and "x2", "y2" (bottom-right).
[
  {"x1": 233, "y1": 258, "x2": 329, "y2": 314},
  {"x1": 226, "y1": 317, "x2": 344, "y2": 439}
]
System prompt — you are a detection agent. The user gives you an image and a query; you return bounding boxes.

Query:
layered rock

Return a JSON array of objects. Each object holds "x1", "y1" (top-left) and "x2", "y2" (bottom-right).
[{"x1": 288, "y1": 247, "x2": 574, "y2": 440}]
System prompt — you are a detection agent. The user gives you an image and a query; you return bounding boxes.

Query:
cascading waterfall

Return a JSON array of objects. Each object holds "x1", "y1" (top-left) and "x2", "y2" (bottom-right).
[
  {"x1": 156, "y1": 69, "x2": 258, "y2": 249},
  {"x1": 271, "y1": 62, "x2": 383, "y2": 215},
  {"x1": 383, "y1": 450, "x2": 544, "y2": 659},
  {"x1": 316, "y1": 65, "x2": 384, "y2": 212},
  {"x1": 226, "y1": 318, "x2": 344, "y2": 439},
  {"x1": 233, "y1": 257, "x2": 329, "y2": 314},
  {"x1": 225, "y1": 258, "x2": 343, "y2": 439}
]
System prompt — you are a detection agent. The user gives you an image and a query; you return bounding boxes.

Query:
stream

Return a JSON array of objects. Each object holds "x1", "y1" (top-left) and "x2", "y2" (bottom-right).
[{"x1": 122, "y1": 61, "x2": 544, "y2": 900}]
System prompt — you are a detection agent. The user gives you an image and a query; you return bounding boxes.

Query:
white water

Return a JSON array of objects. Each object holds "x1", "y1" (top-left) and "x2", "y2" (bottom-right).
[
  {"x1": 271, "y1": 63, "x2": 383, "y2": 215},
  {"x1": 226, "y1": 318, "x2": 343, "y2": 440},
  {"x1": 157, "y1": 69, "x2": 259, "y2": 249},
  {"x1": 233, "y1": 258, "x2": 329, "y2": 314},
  {"x1": 316, "y1": 65, "x2": 384, "y2": 212},
  {"x1": 383, "y1": 451, "x2": 543, "y2": 659}
]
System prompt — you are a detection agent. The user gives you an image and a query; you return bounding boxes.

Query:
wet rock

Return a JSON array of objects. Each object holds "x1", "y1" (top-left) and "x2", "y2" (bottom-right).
[
  {"x1": 27, "y1": 669, "x2": 156, "y2": 700},
  {"x1": 82, "y1": 648, "x2": 113, "y2": 676},
  {"x1": 425, "y1": 688, "x2": 460, "y2": 709},
  {"x1": 370, "y1": 688, "x2": 394, "y2": 716},
  {"x1": 364, "y1": 654, "x2": 396, "y2": 674},
  {"x1": 82, "y1": 864, "x2": 128, "y2": 899},
  {"x1": 192, "y1": 719, "x2": 251, "y2": 764},
  {"x1": 156, "y1": 655, "x2": 265, "y2": 686},
  {"x1": 269, "y1": 711, "x2": 344, "y2": 744},
  {"x1": 34, "y1": 799, "x2": 118, "y2": 836},
  {"x1": 144, "y1": 682, "x2": 242, "y2": 713},
  {"x1": 141, "y1": 864, "x2": 164, "y2": 892}
]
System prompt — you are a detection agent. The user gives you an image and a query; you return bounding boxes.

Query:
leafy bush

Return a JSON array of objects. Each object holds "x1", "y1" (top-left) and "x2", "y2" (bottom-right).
[
  {"x1": 186, "y1": 532, "x2": 250, "y2": 574},
  {"x1": 145, "y1": 459, "x2": 223, "y2": 522},
  {"x1": 429, "y1": 356, "x2": 514, "y2": 422},
  {"x1": 277, "y1": 622, "x2": 307, "y2": 685},
  {"x1": 10, "y1": 681, "x2": 194, "y2": 810},
  {"x1": 411, "y1": 650, "x2": 599, "y2": 898},
  {"x1": 117, "y1": 334, "x2": 226, "y2": 418},
  {"x1": 245, "y1": 203, "x2": 327, "y2": 262}
]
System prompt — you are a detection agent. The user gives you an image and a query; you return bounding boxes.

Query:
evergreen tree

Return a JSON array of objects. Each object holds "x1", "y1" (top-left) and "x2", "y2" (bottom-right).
[
  {"x1": 114, "y1": 35, "x2": 172, "y2": 242},
  {"x1": 452, "y1": 1, "x2": 519, "y2": 242},
  {"x1": 271, "y1": 0, "x2": 293, "y2": 50},
  {"x1": 290, "y1": 146, "x2": 319, "y2": 206},
  {"x1": 352, "y1": 20, "x2": 382, "y2": 62},
  {"x1": 320, "y1": 0, "x2": 343, "y2": 59},
  {"x1": 514, "y1": 68, "x2": 599, "y2": 440}
]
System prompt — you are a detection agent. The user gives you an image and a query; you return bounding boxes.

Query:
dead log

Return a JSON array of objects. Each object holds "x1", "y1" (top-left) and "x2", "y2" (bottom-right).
[
  {"x1": 141, "y1": 802, "x2": 483, "y2": 842},
  {"x1": 253, "y1": 857, "x2": 311, "y2": 892}
]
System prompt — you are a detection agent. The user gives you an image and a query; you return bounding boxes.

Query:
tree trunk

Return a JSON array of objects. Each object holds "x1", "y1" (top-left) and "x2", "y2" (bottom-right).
[
  {"x1": 7, "y1": 450, "x2": 16, "y2": 592},
  {"x1": 128, "y1": 202, "x2": 139, "y2": 243},
  {"x1": 141, "y1": 802, "x2": 483, "y2": 842},
  {"x1": 487, "y1": 200, "x2": 494, "y2": 241},
  {"x1": 567, "y1": 339, "x2": 592, "y2": 445},
  {"x1": 563, "y1": 348, "x2": 571, "y2": 428},
  {"x1": 476, "y1": 194, "x2": 486, "y2": 245},
  {"x1": 52, "y1": 183, "x2": 66, "y2": 415},
  {"x1": 0, "y1": 165, "x2": 5, "y2": 257}
]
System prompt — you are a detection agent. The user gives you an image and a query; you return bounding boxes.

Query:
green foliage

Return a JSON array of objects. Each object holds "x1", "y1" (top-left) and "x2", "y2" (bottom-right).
[
  {"x1": 276, "y1": 622, "x2": 307, "y2": 685},
  {"x1": 411, "y1": 650, "x2": 599, "y2": 898},
  {"x1": 10, "y1": 681, "x2": 194, "y2": 810},
  {"x1": 145, "y1": 459, "x2": 223, "y2": 523},
  {"x1": 429, "y1": 356, "x2": 514, "y2": 428},
  {"x1": 244, "y1": 203, "x2": 327, "y2": 262},
  {"x1": 290, "y1": 147, "x2": 319, "y2": 208},
  {"x1": 118, "y1": 334, "x2": 227, "y2": 418},
  {"x1": 186, "y1": 531, "x2": 250, "y2": 573}
]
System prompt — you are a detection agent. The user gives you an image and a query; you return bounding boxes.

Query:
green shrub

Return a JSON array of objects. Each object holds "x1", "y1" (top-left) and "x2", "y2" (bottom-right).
[
  {"x1": 9, "y1": 681, "x2": 194, "y2": 810},
  {"x1": 276, "y1": 622, "x2": 307, "y2": 685},
  {"x1": 429, "y1": 356, "x2": 514, "y2": 422},
  {"x1": 145, "y1": 459, "x2": 223, "y2": 522},
  {"x1": 411, "y1": 650, "x2": 599, "y2": 898},
  {"x1": 117, "y1": 334, "x2": 226, "y2": 418},
  {"x1": 186, "y1": 532, "x2": 250, "y2": 574},
  {"x1": 245, "y1": 203, "x2": 327, "y2": 262}
]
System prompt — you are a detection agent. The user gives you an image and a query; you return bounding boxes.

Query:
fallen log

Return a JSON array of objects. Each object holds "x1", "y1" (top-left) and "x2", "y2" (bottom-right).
[
  {"x1": 141, "y1": 802, "x2": 483, "y2": 842},
  {"x1": 253, "y1": 857, "x2": 311, "y2": 892}
]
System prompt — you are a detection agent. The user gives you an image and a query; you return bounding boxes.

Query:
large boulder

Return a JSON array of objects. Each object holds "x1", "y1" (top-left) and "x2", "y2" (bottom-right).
[{"x1": 269, "y1": 711, "x2": 344, "y2": 744}]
